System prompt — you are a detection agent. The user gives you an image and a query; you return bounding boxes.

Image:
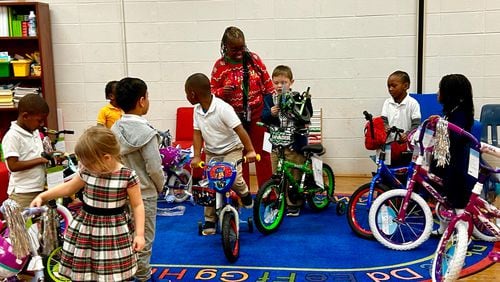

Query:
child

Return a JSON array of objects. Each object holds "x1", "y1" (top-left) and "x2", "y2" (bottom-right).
[
  {"x1": 186, "y1": 73, "x2": 256, "y2": 235},
  {"x1": 2, "y1": 94, "x2": 49, "y2": 209},
  {"x1": 30, "y1": 126, "x2": 145, "y2": 281},
  {"x1": 432, "y1": 74, "x2": 476, "y2": 235},
  {"x1": 111, "y1": 77, "x2": 165, "y2": 281},
  {"x1": 381, "y1": 70, "x2": 421, "y2": 164},
  {"x1": 262, "y1": 65, "x2": 313, "y2": 217},
  {"x1": 97, "y1": 80, "x2": 122, "y2": 128}
]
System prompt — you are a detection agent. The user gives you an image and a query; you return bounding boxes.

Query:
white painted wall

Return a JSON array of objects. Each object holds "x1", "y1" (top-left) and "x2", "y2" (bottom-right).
[{"x1": 45, "y1": 0, "x2": 500, "y2": 176}]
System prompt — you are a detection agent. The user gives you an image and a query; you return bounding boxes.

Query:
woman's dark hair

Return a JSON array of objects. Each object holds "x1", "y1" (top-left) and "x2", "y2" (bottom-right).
[
  {"x1": 115, "y1": 77, "x2": 147, "y2": 113},
  {"x1": 439, "y1": 74, "x2": 474, "y2": 128},
  {"x1": 220, "y1": 26, "x2": 245, "y2": 58}
]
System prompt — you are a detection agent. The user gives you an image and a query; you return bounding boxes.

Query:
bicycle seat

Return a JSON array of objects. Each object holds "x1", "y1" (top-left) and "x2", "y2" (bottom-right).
[{"x1": 302, "y1": 144, "x2": 325, "y2": 155}]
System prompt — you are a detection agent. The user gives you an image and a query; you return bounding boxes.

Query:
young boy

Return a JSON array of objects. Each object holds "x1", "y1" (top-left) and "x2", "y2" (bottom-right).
[
  {"x1": 262, "y1": 65, "x2": 313, "y2": 217},
  {"x1": 111, "y1": 77, "x2": 165, "y2": 281},
  {"x1": 381, "y1": 70, "x2": 421, "y2": 142},
  {"x1": 2, "y1": 94, "x2": 49, "y2": 208},
  {"x1": 97, "y1": 80, "x2": 122, "y2": 128},
  {"x1": 186, "y1": 73, "x2": 256, "y2": 235}
]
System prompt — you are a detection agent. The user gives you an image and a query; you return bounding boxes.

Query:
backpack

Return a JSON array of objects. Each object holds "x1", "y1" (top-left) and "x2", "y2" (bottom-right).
[{"x1": 364, "y1": 116, "x2": 387, "y2": 150}]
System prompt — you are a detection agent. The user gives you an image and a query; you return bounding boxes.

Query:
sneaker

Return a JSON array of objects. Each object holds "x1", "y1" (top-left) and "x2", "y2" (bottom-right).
[
  {"x1": 286, "y1": 207, "x2": 300, "y2": 217},
  {"x1": 202, "y1": 221, "x2": 216, "y2": 235},
  {"x1": 241, "y1": 193, "x2": 253, "y2": 209}
]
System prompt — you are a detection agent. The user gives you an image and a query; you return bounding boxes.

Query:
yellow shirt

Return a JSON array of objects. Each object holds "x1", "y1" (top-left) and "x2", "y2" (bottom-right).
[{"x1": 97, "y1": 103, "x2": 122, "y2": 128}]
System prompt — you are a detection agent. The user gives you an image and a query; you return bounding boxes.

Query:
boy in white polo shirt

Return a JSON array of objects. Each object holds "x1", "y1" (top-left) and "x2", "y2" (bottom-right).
[
  {"x1": 185, "y1": 72, "x2": 257, "y2": 235},
  {"x1": 2, "y1": 94, "x2": 49, "y2": 208},
  {"x1": 382, "y1": 70, "x2": 421, "y2": 141}
]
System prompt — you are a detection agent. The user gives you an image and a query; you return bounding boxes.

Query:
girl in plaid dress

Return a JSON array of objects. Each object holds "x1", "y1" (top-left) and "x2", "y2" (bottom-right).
[{"x1": 31, "y1": 126, "x2": 145, "y2": 281}]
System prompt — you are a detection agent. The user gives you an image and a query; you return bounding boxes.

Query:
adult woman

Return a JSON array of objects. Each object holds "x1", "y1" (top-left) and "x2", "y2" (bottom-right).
[{"x1": 210, "y1": 26, "x2": 274, "y2": 188}]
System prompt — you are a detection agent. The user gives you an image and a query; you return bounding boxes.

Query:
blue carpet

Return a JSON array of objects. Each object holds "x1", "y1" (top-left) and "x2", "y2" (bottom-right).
[{"x1": 150, "y1": 202, "x2": 495, "y2": 281}]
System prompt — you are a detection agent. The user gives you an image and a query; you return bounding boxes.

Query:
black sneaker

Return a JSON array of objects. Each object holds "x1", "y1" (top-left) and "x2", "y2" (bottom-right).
[
  {"x1": 202, "y1": 221, "x2": 216, "y2": 235},
  {"x1": 241, "y1": 193, "x2": 253, "y2": 209},
  {"x1": 286, "y1": 207, "x2": 300, "y2": 217}
]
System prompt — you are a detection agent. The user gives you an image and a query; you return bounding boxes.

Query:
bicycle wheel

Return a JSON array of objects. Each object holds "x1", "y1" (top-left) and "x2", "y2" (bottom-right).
[
  {"x1": 45, "y1": 247, "x2": 71, "y2": 282},
  {"x1": 168, "y1": 169, "x2": 192, "y2": 203},
  {"x1": 306, "y1": 163, "x2": 335, "y2": 211},
  {"x1": 347, "y1": 183, "x2": 389, "y2": 239},
  {"x1": 368, "y1": 189, "x2": 433, "y2": 250},
  {"x1": 221, "y1": 212, "x2": 239, "y2": 263},
  {"x1": 56, "y1": 204, "x2": 73, "y2": 235},
  {"x1": 253, "y1": 179, "x2": 286, "y2": 235},
  {"x1": 431, "y1": 221, "x2": 469, "y2": 282}
]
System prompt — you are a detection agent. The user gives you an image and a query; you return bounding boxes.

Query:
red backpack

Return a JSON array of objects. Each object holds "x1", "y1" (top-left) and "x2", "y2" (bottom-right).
[{"x1": 364, "y1": 116, "x2": 387, "y2": 150}]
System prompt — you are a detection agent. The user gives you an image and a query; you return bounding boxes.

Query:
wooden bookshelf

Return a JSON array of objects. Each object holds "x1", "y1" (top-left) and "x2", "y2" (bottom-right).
[{"x1": 0, "y1": 1, "x2": 57, "y2": 138}]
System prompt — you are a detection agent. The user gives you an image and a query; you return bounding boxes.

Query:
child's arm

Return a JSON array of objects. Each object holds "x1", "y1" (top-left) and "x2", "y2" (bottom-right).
[
  {"x1": 233, "y1": 125, "x2": 257, "y2": 162},
  {"x1": 262, "y1": 95, "x2": 279, "y2": 125},
  {"x1": 481, "y1": 142, "x2": 500, "y2": 158},
  {"x1": 142, "y1": 137, "x2": 165, "y2": 193},
  {"x1": 30, "y1": 175, "x2": 85, "y2": 207},
  {"x1": 191, "y1": 129, "x2": 204, "y2": 168},
  {"x1": 6, "y1": 156, "x2": 48, "y2": 172},
  {"x1": 128, "y1": 183, "x2": 145, "y2": 251}
]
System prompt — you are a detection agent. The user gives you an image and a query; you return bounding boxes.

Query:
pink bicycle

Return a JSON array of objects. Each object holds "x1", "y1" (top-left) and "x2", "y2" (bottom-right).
[{"x1": 431, "y1": 141, "x2": 499, "y2": 282}]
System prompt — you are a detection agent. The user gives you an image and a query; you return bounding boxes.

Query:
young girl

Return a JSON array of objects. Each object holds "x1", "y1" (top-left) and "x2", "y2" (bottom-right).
[
  {"x1": 31, "y1": 126, "x2": 145, "y2": 281},
  {"x1": 432, "y1": 73, "x2": 476, "y2": 235}
]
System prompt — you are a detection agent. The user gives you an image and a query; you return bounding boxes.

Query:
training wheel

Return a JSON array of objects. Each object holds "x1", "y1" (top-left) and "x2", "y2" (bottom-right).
[
  {"x1": 247, "y1": 217, "x2": 254, "y2": 233},
  {"x1": 336, "y1": 200, "x2": 347, "y2": 216}
]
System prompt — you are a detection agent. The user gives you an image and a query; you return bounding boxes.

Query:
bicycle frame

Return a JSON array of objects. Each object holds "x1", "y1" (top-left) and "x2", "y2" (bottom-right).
[{"x1": 275, "y1": 146, "x2": 314, "y2": 194}]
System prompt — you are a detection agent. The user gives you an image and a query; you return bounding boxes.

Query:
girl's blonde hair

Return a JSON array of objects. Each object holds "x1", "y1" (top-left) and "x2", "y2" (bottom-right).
[{"x1": 74, "y1": 126, "x2": 121, "y2": 174}]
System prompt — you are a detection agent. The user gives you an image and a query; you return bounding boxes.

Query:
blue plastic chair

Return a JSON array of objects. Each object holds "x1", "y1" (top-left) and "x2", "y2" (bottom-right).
[
  {"x1": 409, "y1": 93, "x2": 442, "y2": 121},
  {"x1": 479, "y1": 104, "x2": 500, "y2": 146}
]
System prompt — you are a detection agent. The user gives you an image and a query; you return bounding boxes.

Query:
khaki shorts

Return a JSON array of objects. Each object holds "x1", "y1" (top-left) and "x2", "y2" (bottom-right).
[{"x1": 9, "y1": 192, "x2": 41, "y2": 209}]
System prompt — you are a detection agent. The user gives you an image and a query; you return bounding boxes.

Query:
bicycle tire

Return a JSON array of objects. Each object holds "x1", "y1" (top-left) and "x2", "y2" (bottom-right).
[
  {"x1": 169, "y1": 169, "x2": 192, "y2": 203},
  {"x1": 369, "y1": 189, "x2": 433, "y2": 250},
  {"x1": 221, "y1": 212, "x2": 239, "y2": 263},
  {"x1": 347, "y1": 182, "x2": 389, "y2": 239},
  {"x1": 431, "y1": 221, "x2": 469, "y2": 282},
  {"x1": 253, "y1": 179, "x2": 286, "y2": 235},
  {"x1": 56, "y1": 204, "x2": 73, "y2": 235},
  {"x1": 44, "y1": 247, "x2": 71, "y2": 282},
  {"x1": 306, "y1": 163, "x2": 335, "y2": 211}
]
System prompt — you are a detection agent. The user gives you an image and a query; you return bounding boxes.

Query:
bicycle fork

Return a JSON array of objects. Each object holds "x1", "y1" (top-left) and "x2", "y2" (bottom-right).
[{"x1": 218, "y1": 196, "x2": 240, "y2": 234}]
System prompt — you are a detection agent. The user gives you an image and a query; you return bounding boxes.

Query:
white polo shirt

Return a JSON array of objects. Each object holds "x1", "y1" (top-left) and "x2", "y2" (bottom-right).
[
  {"x1": 2, "y1": 121, "x2": 45, "y2": 194},
  {"x1": 381, "y1": 94, "x2": 421, "y2": 132},
  {"x1": 193, "y1": 96, "x2": 242, "y2": 155}
]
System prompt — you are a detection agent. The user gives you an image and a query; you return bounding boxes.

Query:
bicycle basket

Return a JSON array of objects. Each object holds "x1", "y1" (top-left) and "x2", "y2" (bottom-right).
[
  {"x1": 269, "y1": 126, "x2": 295, "y2": 147},
  {"x1": 206, "y1": 162, "x2": 237, "y2": 193},
  {"x1": 191, "y1": 185, "x2": 216, "y2": 206}
]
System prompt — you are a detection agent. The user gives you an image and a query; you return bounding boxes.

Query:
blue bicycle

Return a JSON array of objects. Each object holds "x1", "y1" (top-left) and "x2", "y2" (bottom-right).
[{"x1": 346, "y1": 111, "x2": 414, "y2": 239}]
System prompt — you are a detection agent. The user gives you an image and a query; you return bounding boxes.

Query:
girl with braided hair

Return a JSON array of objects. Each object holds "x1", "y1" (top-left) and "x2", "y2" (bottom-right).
[{"x1": 210, "y1": 26, "x2": 274, "y2": 189}]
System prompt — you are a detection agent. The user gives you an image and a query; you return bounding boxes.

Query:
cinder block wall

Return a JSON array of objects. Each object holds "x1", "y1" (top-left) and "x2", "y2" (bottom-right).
[{"x1": 46, "y1": 0, "x2": 500, "y2": 176}]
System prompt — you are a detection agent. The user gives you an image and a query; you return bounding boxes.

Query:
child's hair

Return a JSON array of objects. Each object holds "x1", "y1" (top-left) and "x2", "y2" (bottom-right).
[
  {"x1": 389, "y1": 70, "x2": 410, "y2": 86},
  {"x1": 115, "y1": 77, "x2": 147, "y2": 113},
  {"x1": 439, "y1": 74, "x2": 475, "y2": 128},
  {"x1": 105, "y1": 80, "x2": 118, "y2": 100},
  {"x1": 186, "y1": 73, "x2": 211, "y2": 95},
  {"x1": 17, "y1": 94, "x2": 49, "y2": 115},
  {"x1": 74, "y1": 126, "x2": 121, "y2": 174},
  {"x1": 272, "y1": 65, "x2": 293, "y2": 80},
  {"x1": 220, "y1": 26, "x2": 246, "y2": 58}
]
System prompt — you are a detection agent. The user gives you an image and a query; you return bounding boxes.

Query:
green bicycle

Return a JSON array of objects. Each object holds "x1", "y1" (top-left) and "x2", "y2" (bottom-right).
[{"x1": 253, "y1": 124, "x2": 337, "y2": 235}]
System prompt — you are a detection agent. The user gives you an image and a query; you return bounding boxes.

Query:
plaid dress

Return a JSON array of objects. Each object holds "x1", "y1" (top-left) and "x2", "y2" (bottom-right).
[{"x1": 59, "y1": 166, "x2": 139, "y2": 281}]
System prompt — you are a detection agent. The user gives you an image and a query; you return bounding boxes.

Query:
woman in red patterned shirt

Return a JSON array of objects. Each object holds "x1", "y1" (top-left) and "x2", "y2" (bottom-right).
[{"x1": 210, "y1": 26, "x2": 274, "y2": 188}]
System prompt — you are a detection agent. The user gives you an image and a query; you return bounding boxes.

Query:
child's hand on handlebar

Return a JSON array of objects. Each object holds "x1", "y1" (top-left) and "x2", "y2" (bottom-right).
[
  {"x1": 30, "y1": 195, "x2": 43, "y2": 208},
  {"x1": 244, "y1": 151, "x2": 258, "y2": 163},
  {"x1": 190, "y1": 156, "x2": 203, "y2": 169}
]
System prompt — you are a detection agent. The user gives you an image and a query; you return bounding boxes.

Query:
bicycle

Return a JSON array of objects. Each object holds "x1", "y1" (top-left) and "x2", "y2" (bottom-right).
[
  {"x1": 253, "y1": 123, "x2": 336, "y2": 235},
  {"x1": 192, "y1": 157, "x2": 257, "y2": 263},
  {"x1": 431, "y1": 142, "x2": 500, "y2": 282},
  {"x1": 368, "y1": 117, "x2": 496, "y2": 250},
  {"x1": 0, "y1": 199, "x2": 73, "y2": 282},
  {"x1": 347, "y1": 111, "x2": 414, "y2": 239}
]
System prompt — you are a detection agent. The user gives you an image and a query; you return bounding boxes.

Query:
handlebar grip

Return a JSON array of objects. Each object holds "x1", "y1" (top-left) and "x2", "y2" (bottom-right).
[
  {"x1": 63, "y1": 130, "x2": 75, "y2": 135},
  {"x1": 197, "y1": 161, "x2": 205, "y2": 168},
  {"x1": 242, "y1": 154, "x2": 261, "y2": 164},
  {"x1": 256, "y1": 121, "x2": 265, "y2": 127},
  {"x1": 363, "y1": 111, "x2": 372, "y2": 121}
]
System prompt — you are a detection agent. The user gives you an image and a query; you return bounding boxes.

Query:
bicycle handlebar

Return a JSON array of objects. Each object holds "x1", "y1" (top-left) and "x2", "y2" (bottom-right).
[
  {"x1": 197, "y1": 155, "x2": 261, "y2": 168},
  {"x1": 43, "y1": 127, "x2": 75, "y2": 135}
]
